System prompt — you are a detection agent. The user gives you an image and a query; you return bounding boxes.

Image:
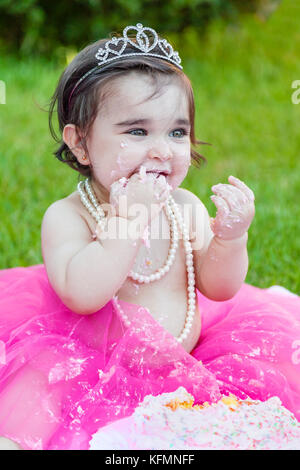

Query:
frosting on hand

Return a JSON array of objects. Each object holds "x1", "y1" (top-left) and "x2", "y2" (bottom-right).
[{"x1": 210, "y1": 175, "x2": 255, "y2": 240}]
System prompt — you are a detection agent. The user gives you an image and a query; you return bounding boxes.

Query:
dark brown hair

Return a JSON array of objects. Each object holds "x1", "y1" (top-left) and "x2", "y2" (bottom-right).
[{"x1": 48, "y1": 36, "x2": 209, "y2": 178}]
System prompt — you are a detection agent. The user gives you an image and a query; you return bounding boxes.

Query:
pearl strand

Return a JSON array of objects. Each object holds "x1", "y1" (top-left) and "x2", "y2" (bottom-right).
[
  {"x1": 168, "y1": 195, "x2": 196, "y2": 343},
  {"x1": 128, "y1": 198, "x2": 179, "y2": 283},
  {"x1": 77, "y1": 180, "x2": 106, "y2": 232},
  {"x1": 77, "y1": 179, "x2": 196, "y2": 343},
  {"x1": 111, "y1": 196, "x2": 196, "y2": 344},
  {"x1": 84, "y1": 179, "x2": 105, "y2": 219}
]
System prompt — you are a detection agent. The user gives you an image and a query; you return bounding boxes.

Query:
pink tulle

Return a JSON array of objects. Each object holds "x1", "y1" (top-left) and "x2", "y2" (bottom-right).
[{"x1": 0, "y1": 264, "x2": 299, "y2": 450}]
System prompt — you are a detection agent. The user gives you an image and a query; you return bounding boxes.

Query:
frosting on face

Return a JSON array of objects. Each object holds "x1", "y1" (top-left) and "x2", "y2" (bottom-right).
[{"x1": 85, "y1": 72, "x2": 191, "y2": 204}]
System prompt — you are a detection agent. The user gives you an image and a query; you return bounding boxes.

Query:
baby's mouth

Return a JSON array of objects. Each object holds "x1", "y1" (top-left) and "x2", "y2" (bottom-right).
[
  {"x1": 146, "y1": 170, "x2": 169, "y2": 178},
  {"x1": 128, "y1": 165, "x2": 171, "y2": 180}
]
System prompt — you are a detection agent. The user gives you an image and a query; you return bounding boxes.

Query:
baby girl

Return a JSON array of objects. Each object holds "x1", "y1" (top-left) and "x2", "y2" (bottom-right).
[{"x1": 42, "y1": 24, "x2": 255, "y2": 353}]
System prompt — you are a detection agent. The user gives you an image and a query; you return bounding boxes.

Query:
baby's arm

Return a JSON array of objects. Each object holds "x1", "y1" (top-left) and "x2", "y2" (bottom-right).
[
  {"x1": 179, "y1": 176, "x2": 254, "y2": 301},
  {"x1": 41, "y1": 200, "x2": 148, "y2": 314},
  {"x1": 41, "y1": 172, "x2": 170, "y2": 315},
  {"x1": 200, "y1": 176, "x2": 254, "y2": 300},
  {"x1": 196, "y1": 231, "x2": 249, "y2": 301}
]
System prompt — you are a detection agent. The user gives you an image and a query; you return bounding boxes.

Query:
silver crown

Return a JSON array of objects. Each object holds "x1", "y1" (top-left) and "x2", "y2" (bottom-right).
[{"x1": 95, "y1": 23, "x2": 182, "y2": 69}]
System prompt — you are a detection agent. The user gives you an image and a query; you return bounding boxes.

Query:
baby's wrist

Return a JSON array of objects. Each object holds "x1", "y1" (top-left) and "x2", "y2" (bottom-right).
[{"x1": 213, "y1": 232, "x2": 248, "y2": 247}]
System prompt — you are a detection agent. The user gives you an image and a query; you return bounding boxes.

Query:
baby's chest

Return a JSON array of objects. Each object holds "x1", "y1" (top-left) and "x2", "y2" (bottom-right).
[
  {"x1": 118, "y1": 235, "x2": 201, "y2": 352},
  {"x1": 133, "y1": 230, "x2": 186, "y2": 283}
]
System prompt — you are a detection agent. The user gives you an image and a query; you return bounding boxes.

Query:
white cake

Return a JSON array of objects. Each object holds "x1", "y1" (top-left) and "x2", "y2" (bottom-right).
[{"x1": 90, "y1": 387, "x2": 300, "y2": 450}]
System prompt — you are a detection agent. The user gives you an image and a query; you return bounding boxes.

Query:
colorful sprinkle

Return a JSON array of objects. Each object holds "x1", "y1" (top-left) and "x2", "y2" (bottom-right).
[{"x1": 90, "y1": 387, "x2": 300, "y2": 450}]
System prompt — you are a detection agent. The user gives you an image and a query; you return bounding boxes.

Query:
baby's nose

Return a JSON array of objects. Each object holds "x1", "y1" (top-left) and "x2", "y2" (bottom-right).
[{"x1": 148, "y1": 145, "x2": 171, "y2": 160}]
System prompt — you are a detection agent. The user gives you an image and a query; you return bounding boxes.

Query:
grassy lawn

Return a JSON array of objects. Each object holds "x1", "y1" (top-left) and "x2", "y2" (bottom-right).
[{"x1": 1, "y1": 0, "x2": 300, "y2": 292}]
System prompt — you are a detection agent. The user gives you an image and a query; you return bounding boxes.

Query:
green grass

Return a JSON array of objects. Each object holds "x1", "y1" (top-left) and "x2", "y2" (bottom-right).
[{"x1": 1, "y1": 0, "x2": 300, "y2": 292}]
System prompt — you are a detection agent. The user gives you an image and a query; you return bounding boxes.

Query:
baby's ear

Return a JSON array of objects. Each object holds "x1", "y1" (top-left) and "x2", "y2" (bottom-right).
[{"x1": 62, "y1": 124, "x2": 90, "y2": 165}]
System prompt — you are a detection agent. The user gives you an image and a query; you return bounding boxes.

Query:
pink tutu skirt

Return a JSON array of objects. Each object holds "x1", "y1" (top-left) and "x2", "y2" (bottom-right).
[{"x1": 0, "y1": 264, "x2": 299, "y2": 450}]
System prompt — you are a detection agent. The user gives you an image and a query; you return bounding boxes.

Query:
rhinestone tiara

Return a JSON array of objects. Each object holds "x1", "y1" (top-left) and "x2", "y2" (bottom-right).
[
  {"x1": 68, "y1": 23, "x2": 182, "y2": 107},
  {"x1": 95, "y1": 23, "x2": 182, "y2": 69}
]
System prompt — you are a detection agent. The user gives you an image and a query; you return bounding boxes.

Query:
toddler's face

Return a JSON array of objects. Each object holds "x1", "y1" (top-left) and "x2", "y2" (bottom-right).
[{"x1": 86, "y1": 72, "x2": 191, "y2": 201}]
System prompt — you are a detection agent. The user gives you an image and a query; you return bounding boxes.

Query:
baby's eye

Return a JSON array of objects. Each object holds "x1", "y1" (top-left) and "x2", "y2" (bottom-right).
[
  {"x1": 127, "y1": 129, "x2": 147, "y2": 136},
  {"x1": 170, "y1": 128, "x2": 188, "y2": 138}
]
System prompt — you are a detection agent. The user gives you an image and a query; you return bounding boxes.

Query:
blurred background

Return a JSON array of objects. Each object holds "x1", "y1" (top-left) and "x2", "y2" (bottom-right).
[{"x1": 0, "y1": 0, "x2": 299, "y2": 292}]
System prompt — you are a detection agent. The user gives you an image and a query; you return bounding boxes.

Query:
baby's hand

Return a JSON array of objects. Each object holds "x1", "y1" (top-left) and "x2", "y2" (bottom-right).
[
  {"x1": 110, "y1": 166, "x2": 171, "y2": 223},
  {"x1": 210, "y1": 175, "x2": 255, "y2": 240}
]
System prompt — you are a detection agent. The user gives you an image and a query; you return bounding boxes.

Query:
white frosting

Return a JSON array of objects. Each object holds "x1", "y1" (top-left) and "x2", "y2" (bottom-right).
[{"x1": 90, "y1": 387, "x2": 300, "y2": 450}]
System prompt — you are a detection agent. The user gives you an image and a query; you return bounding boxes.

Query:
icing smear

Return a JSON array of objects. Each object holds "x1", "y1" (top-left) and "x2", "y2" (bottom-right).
[{"x1": 90, "y1": 387, "x2": 300, "y2": 450}]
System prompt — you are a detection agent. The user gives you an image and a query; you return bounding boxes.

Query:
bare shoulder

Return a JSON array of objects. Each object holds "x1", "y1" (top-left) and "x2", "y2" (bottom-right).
[
  {"x1": 41, "y1": 195, "x2": 92, "y2": 248},
  {"x1": 41, "y1": 194, "x2": 92, "y2": 298},
  {"x1": 172, "y1": 187, "x2": 211, "y2": 224},
  {"x1": 172, "y1": 187, "x2": 207, "y2": 210}
]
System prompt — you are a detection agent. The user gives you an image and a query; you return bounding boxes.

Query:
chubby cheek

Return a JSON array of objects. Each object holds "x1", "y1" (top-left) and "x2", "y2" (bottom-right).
[
  {"x1": 168, "y1": 153, "x2": 191, "y2": 189},
  {"x1": 108, "y1": 140, "x2": 139, "y2": 185}
]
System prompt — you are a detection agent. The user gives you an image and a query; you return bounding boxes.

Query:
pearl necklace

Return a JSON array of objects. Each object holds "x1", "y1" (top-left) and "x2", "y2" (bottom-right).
[
  {"x1": 130, "y1": 198, "x2": 179, "y2": 283},
  {"x1": 78, "y1": 178, "x2": 179, "y2": 282},
  {"x1": 77, "y1": 178, "x2": 196, "y2": 343}
]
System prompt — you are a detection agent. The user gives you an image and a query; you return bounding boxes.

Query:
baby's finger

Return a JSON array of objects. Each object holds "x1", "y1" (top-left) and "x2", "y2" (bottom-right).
[
  {"x1": 138, "y1": 165, "x2": 147, "y2": 180},
  {"x1": 228, "y1": 175, "x2": 255, "y2": 202},
  {"x1": 128, "y1": 172, "x2": 141, "y2": 183},
  {"x1": 156, "y1": 174, "x2": 167, "y2": 184},
  {"x1": 212, "y1": 184, "x2": 247, "y2": 210},
  {"x1": 110, "y1": 177, "x2": 127, "y2": 195},
  {"x1": 158, "y1": 186, "x2": 170, "y2": 202},
  {"x1": 210, "y1": 195, "x2": 230, "y2": 217}
]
